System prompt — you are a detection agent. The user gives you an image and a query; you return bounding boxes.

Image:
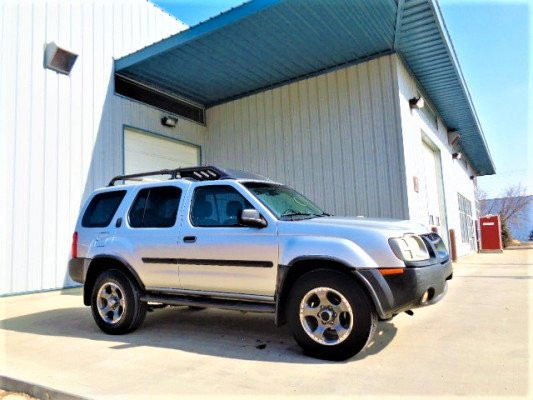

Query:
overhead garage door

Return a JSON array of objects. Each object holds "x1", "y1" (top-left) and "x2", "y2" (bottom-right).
[
  {"x1": 124, "y1": 127, "x2": 200, "y2": 175},
  {"x1": 421, "y1": 141, "x2": 441, "y2": 227},
  {"x1": 416, "y1": 139, "x2": 448, "y2": 243}
]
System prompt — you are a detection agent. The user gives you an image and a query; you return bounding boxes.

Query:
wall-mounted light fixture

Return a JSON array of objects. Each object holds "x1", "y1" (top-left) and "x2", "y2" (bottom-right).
[
  {"x1": 44, "y1": 42, "x2": 78, "y2": 75},
  {"x1": 452, "y1": 152, "x2": 462, "y2": 160},
  {"x1": 409, "y1": 96, "x2": 425, "y2": 109},
  {"x1": 469, "y1": 175, "x2": 476, "y2": 180},
  {"x1": 161, "y1": 116, "x2": 177, "y2": 127},
  {"x1": 447, "y1": 128, "x2": 460, "y2": 146}
]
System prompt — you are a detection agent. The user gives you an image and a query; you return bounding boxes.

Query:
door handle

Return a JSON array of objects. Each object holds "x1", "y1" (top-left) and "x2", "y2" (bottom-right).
[{"x1": 183, "y1": 236, "x2": 197, "y2": 243}]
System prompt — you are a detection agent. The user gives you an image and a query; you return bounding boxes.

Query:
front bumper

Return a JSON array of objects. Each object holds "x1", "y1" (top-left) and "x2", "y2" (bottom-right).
[{"x1": 357, "y1": 259, "x2": 453, "y2": 319}]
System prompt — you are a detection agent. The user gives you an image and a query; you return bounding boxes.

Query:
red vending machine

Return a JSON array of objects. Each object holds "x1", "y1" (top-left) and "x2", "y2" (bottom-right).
[{"x1": 479, "y1": 215, "x2": 503, "y2": 252}]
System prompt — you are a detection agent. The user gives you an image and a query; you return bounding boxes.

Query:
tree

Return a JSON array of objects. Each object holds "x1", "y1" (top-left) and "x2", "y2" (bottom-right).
[
  {"x1": 501, "y1": 219, "x2": 512, "y2": 248},
  {"x1": 475, "y1": 186, "x2": 489, "y2": 215}
]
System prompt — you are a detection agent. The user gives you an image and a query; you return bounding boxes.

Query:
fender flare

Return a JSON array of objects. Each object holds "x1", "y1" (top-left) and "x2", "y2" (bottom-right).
[
  {"x1": 275, "y1": 255, "x2": 389, "y2": 325},
  {"x1": 84, "y1": 254, "x2": 145, "y2": 305}
]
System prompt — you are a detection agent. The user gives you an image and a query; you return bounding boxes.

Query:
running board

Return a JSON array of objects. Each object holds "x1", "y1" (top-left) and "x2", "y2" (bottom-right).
[{"x1": 140, "y1": 293, "x2": 276, "y2": 314}]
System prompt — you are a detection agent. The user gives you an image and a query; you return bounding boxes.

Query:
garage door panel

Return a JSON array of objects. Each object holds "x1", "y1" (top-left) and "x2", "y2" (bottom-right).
[{"x1": 124, "y1": 128, "x2": 200, "y2": 175}]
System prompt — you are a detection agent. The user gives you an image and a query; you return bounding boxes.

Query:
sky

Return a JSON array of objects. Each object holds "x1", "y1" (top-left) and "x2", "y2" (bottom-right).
[{"x1": 153, "y1": 0, "x2": 531, "y2": 199}]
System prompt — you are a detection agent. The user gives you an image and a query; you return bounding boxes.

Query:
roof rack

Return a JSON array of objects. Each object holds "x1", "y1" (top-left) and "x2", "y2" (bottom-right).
[{"x1": 108, "y1": 166, "x2": 230, "y2": 186}]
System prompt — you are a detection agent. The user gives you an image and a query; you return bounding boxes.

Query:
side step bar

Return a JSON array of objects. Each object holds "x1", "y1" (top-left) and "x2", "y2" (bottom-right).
[{"x1": 140, "y1": 293, "x2": 276, "y2": 314}]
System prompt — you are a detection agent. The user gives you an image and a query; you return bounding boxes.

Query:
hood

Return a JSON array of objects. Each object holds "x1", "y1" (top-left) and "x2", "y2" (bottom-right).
[
  {"x1": 279, "y1": 216, "x2": 429, "y2": 237},
  {"x1": 277, "y1": 217, "x2": 431, "y2": 268}
]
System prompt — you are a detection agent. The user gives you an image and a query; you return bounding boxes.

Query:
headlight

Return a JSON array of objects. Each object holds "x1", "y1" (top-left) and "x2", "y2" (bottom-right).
[{"x1": 389, "y1": 234, "x2": 430, "y2": 262}]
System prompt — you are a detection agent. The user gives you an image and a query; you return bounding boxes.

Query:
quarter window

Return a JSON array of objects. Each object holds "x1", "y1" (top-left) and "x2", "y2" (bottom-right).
[
  {"x1": 82, "y1": 191, "x2": 126, "y2": 228},
  {"x1": 129, "y1": 186, "x2": 182, "y2": 228},
  {"x1": 191, "y1": 186, "x2": 252, "y2": 227}
]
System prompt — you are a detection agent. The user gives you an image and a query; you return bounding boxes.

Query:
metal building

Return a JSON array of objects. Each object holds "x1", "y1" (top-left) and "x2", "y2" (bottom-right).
[{"x1": 0, "y1": 0, "x2": 495, "y2": 296}]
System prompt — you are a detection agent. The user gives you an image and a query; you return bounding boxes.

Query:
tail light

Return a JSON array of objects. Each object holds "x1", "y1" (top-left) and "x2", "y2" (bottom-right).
[{"x1": 71, "y1": 231, "x2": 78, "y2": 258}]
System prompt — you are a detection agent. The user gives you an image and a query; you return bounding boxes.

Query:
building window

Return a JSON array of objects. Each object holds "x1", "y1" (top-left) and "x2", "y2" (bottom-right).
[
  {"x1": 458, "y1": 193, "x2": 473, "y2": 244},
  {"x1": 115, "y1": 75, "x2": 205, "y2": 124}
]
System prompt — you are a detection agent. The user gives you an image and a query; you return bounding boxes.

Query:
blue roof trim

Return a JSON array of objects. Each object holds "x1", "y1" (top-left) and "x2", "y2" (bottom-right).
[
  {"x1": 428, "y1": 0, "x2": 495, "y2": 174},
  {"x1": 115, "y1": 0, "x2": 280, "y2": 71},
  {"x1": 395, "y1": 0, "x2": 495, "y2": 175},
  {"x1": 115, "y1": 0, "x2": 495, "y2": 176}
]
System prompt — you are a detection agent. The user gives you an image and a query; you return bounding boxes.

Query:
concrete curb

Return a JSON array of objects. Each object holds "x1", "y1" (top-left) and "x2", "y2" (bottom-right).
[{"x1": 0, "y1": 376, "x2": 88, "y2": 400}]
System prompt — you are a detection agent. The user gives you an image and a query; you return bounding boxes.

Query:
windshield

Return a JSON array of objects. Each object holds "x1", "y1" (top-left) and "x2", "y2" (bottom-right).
[{"x1": 243, "y1": 182, "x2": 326, "y2": 220}]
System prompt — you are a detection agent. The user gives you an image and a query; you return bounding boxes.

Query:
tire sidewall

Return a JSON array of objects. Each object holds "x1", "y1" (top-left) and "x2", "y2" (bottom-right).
[
  {"x1": 91, "y1": 269, "x2": 140, "y2": 334},
  {"x1": 287, "y1": 269, "x2": 376, "y2": 361}
]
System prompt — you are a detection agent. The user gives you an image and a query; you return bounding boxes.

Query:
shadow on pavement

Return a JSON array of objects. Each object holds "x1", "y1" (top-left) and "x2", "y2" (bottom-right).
[
  {"x1": 59, "y1": 287, "x2": 83, "y2": 296},
  {"x1": 0, "y1": 305, "x2": 396, "y2": 364},
  {"x1": 454, "y1": 275, "x2": 532, "y2": 280},
  {"x1": 457, "y1": 262, "x2": 530, "y2": 266}
]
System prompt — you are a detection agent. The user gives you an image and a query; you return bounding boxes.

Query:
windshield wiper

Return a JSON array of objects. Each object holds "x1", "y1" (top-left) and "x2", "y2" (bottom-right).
[
  {"x1": 281, "y1": 211, "x2": 327, "y2": 220},
  {"x1": 280, "y1": 211, "x2": 314, "y2": 220}
]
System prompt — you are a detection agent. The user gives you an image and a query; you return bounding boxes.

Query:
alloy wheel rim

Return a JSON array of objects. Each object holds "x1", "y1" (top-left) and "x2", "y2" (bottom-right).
[
  {"x1": 299, "y1": 287, "x2": 353, "y2": 346},
  {"x1": 97, "y1": 282, "x2": 126, "y2": 324}
]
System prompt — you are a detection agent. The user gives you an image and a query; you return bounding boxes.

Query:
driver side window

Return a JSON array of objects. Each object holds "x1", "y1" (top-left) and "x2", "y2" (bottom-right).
[{"x1": 190, "y1": 185, "x2": 253, "y2": 227}]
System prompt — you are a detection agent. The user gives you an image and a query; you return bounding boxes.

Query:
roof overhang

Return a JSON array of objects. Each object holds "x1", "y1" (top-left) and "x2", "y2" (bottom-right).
[{"x1": 115, "y1": 0, "x2": 495, "y2": 176}]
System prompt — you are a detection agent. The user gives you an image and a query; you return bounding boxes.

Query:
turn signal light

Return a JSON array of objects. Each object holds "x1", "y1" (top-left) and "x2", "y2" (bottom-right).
[{"x1": 378, "y1": 268, "x2": 404, "y2": 276}]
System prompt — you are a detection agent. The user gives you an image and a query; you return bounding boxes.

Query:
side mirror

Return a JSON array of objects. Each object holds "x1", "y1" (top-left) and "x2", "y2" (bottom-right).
[{"x1": 239, "y1": 209, "x2": 267, "y2": 228}]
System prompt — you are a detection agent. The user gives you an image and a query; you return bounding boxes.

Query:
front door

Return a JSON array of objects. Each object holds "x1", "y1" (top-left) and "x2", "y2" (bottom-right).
[{"x1": 178, "y1": 184, "x2": 278, "y2": 298}]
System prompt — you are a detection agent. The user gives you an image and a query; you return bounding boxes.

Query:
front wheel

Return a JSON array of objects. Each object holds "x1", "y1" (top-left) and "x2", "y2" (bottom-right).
[
  {"x1": 91, "y1": 269, "x2": 147, "y2": 335},
  {"x1": 287, "y1": 269, "x2": 377, "y2": 360}
]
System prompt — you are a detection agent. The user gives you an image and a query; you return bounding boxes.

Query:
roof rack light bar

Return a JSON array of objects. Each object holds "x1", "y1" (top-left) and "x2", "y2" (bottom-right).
[{"x1": 108, "y1": 166, "x2": 230, "y2": 186}]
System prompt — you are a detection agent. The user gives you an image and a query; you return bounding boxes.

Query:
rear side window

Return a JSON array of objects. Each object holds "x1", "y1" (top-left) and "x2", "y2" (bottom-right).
[
  {"x1": 129, "y1": 186, "x2": 182, "y2": 228},
  {"x1": 82, "y1": 191, "x2": 126, "y2": 228}
]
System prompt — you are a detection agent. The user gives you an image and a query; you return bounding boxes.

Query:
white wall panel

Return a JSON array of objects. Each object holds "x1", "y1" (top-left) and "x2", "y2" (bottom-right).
[
  {"x1": 0, "y1": 0, "x2": 206, "y2": 295},
  {"x1": 396, "y1": 57, "x2": 478, "y2": 256},
  {"x1": 206, "y1": 55, "x2": 408, "y2": 219}
]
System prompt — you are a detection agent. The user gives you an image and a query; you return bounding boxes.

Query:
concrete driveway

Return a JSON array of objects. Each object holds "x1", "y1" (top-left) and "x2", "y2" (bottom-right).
[{"x1": 1, "y1": 249, "x2": 531, "y2": 399}]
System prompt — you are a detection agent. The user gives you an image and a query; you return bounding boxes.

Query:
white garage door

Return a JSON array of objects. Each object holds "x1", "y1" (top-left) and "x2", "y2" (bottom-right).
[
  {"x1": 421, "y1": 141, "x2": 441, "y2": 227},
  {"x1": 124, "y1": 128, "x2": 200, "y2": 175}
]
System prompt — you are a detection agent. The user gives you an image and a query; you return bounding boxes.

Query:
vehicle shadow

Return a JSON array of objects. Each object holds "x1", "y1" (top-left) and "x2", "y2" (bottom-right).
[{"x1": 0, "y1": 305, "x2": 397, "y2": 364}]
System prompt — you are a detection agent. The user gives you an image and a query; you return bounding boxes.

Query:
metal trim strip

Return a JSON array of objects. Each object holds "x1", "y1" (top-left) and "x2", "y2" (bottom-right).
[{"x1": 142, "y1": 258, "x2": 273, "y2": 268}]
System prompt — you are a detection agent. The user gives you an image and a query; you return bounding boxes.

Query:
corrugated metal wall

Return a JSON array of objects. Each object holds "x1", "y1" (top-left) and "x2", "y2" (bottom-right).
[
  {"x1": 0, "y1": 0, "x2": 206, "y2": 295},
  {"x1": 206, "y1": 55, "x2": 408, "y2": 219},
  {"x1": 396, "y1": 57, "x2": 478, "y2": 256}
]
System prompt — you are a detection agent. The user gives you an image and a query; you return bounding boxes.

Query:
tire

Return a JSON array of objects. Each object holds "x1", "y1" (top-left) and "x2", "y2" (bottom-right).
[
  {"x1": 287, "y1": 269, "x2": 377, "y2": 361},
  {"x1": 91, "y1": 269, "x2": 147, "y2": 335}
]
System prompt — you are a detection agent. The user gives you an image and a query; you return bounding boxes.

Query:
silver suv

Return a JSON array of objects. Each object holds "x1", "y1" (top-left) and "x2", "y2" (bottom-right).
[{"x1": 69, "y1": 166, "x2": 452, "y2": 360}]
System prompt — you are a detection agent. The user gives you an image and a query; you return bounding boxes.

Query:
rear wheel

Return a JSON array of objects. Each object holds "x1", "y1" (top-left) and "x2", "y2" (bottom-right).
[
  {"x1": 91, "y1": 269, "x2": 147, "y2": 335},
  {"x1": 287, "y1": 269, "x2": 377, "y2": 360}
]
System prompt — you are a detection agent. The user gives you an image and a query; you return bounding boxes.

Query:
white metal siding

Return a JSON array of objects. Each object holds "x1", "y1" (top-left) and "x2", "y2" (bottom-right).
[
  {"x1": 396, "y1": 57, "x2": 478, "y2": 256},
  {"x1": 205, "y1": 55, "x2": 408, "y2": 219},
  {"x1": 0, "y1": 0, "x2": 207, "y2": 295}
]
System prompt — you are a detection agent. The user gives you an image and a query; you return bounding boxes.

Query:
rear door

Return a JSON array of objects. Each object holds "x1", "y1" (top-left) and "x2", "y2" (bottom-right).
[{"x1": 121, "y1": 183, "x2": 186, "y2": 289}]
